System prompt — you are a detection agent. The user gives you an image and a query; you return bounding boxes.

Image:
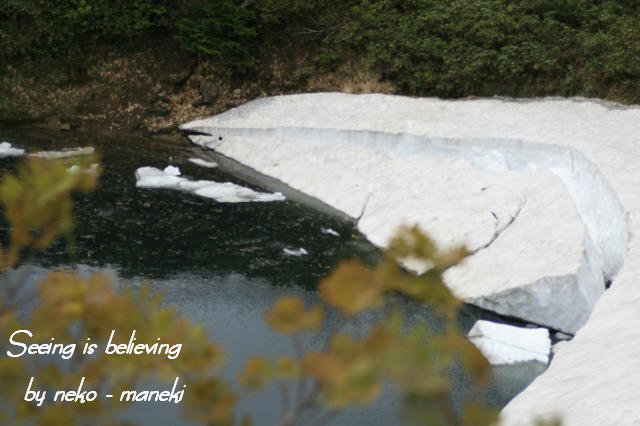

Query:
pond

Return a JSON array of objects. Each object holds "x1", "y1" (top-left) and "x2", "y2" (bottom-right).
[{"x1": 0, "y1": 127, "x2": 546, "y2": 425}]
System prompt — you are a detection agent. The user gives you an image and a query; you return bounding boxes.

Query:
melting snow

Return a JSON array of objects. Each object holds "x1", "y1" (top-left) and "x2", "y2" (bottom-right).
[
  {"x1": 29, "y1": 146, "x2": 95, "y2": 159},
  {"x1": 283, "y1": 247, "x2": 308, "y2": 257},
  {"x1": 0, "y1": 142, "x2": 25, "y2": 158},
  {"x1": 182, "y1": 93, "x2": 640, "y2": 425},
  {"x1": 135, "y1": 166, "x2": 284, "y2": 203},
  {"x1": 468, "y1": 320, "x2": 550, "y2": 365},
  {"x1": 321, "y1": 227, "x2": 340, "y2": 237},
  {"x1": 189, "y1": 158, "x2": 218, "y2": 168}
]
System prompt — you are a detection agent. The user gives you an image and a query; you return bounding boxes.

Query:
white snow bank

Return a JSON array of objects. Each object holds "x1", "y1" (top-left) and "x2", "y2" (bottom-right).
[
  {"x1": 189, "y1": 158, "x2": 218, "y2": 168},
  {"x1": 0, "y1": 142, "x2": 25, "y2": 158},
  {"x1": 135, "y1": 166, "x2": 285, "y2": 203},
  {"x1": 468, "y1": 320, "x2": 550, "y2": 365},
  {"x1": 283, "y1": 247, "x2": 308, "y2": 257},
  {"x1": 192, "y1": 134, "x2": 602, "y2": 333},
  {"x1": 29, "y1": 146, "x2": 94, "y2": 159},
  {"x1": 182, "y1": 93, "x2": 640, "y2": 425},
  {"x1": 181, "y1": 94, "x2": 628, "y2": 282}
]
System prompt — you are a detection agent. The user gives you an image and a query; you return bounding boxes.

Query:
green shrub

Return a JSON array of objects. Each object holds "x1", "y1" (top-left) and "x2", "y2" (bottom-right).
[
  {"x1": 342, "y1": 0, "x2": 640, "y2": 101},
  {"x1": 0, "y1": 0, "x2": 166, "y2": 60},
  {"x1": 1, "y1": 0, "x2": 640, "y2": 102},
  {"x1": 174, "y1": 0, "x2": 257, "y2": 72}
]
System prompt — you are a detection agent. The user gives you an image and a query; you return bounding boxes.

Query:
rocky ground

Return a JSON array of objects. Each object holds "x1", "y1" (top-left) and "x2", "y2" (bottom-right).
[{"x1": 0, "y1": 42, "x2": 395, "y2": 142}]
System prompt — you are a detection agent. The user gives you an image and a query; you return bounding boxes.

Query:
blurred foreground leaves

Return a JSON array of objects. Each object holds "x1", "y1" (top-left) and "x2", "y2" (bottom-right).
[{"x1": 242, "y1": 225, "x2": 496, "y2": 425}]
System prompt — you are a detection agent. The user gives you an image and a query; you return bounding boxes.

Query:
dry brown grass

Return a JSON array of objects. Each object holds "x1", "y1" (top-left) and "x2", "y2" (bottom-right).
[
  {"x1": 3, "y1": 50, "x2": 396, "y2": 135},
  {"x1": 307, "y1": 63, "x2": 396, "y2": 95}
]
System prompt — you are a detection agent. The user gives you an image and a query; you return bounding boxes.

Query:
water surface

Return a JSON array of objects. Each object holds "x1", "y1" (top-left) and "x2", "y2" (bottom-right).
[{"x1": 0, "y1": 127, "x2": 545, "y2": 425}]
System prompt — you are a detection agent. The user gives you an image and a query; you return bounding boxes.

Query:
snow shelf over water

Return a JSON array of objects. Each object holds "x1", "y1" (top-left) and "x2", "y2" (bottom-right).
[
  {"x1": 468, "y1": 320, "x2": 551, "y2": 365},
  {"x1": 196, "y1": 134, "x2": 603, "y2": 334},
  {"x1": 182, "y1": 93, "x2": 640, "y2": 425}
]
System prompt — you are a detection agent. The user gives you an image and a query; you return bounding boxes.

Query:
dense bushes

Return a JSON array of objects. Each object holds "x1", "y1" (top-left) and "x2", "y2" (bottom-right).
[
  {"x1": 343, "y1": 0, "x2": 640, "y2": 100},
  {"x1": 0, "y1": 0, "x2": 260, "y2": 70},
  {"x1": 1, "y1": 0, "x2": 640, "y2": 102},
  {"x1": 0, "y1": 0, "x2": 166, "y2": 60},
  {"x1": 175, "y1": 1, "x2": 257, "y2": 72}
]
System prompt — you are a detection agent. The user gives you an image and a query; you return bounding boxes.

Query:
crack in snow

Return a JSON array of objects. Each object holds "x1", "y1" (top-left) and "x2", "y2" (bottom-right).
[
  {"x1": 355, "y1": 152, "x2": 391, "y2": 227},
  {"x1": 470, "y1": 197, "x2": 527, "y2": 256},
  {"x1": 182, "y1": 125, "x2": 628, "y2": 282}
]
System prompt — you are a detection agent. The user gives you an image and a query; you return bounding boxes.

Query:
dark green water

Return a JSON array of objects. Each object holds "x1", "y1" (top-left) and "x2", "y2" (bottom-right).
[{"x1": 0, "y1": 128, "x2": 545, "y2": 425}]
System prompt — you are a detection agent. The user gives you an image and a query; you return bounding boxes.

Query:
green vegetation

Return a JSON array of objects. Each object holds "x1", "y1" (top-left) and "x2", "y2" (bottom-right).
[
  {"x1": 1, "y1": 0, "x2": 639, "y2": 118},
  {"x1": 175, "y1": 1, "x2": 257, "y2": 72},
  {"x1": 0, "y1": 0, "x2": 166, "y2": 60},
  {"x1": 345, "y1": 0, "x2": 640, "y2": 100}
]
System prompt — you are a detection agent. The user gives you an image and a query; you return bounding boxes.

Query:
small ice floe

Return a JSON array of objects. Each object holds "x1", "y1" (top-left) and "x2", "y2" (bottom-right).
[
  {"x1": 0, "y1": 142, "x2": 25, "y2": 158},
  {"x1": 68, "y1": 163, "x2": 99, "y2": 174},
  {"x1": 195, "y1": 183, "x2": 285, "y2": 202},
  {"x1": 189, "y1": 157, "x2": 218, "y2": 168},
  {"x1": 135, "y1": 167, "x2": 183, "y2": 189},
  {"x1": 163, "y1": 165, "x2": 181, "y2": 176},
  {"x1": 283, "y1": 247, "x2": 308, "y2": 257},
  {"x1": 468, "y1": 320, "x2": 551, "y2": 365},
  {"x1": 135, "y1": 166, "x2": 285, "y2": 203},
  {"x1": 30, "y1": 146, "x2": 95, "y2": 159},
  {"x1": 321, "y1": 227, "x2": 340, "y2": 237}
]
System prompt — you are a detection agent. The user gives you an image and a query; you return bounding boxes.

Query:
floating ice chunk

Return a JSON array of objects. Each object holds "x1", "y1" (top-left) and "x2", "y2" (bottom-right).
[
  {"x1": 135, "y1": 167, "x2": 183, "y2": 189},
  {"x1": 163, "y1": 165, "x2": 181, "y2": 176},
  {"x1": 30, "y1": 146, "x2": 94, "y2": 159},
  {"x1": 321, "y1": 227, "x2": 340, "y2": 237},
  {"x1": 283, "y1": 247, "x2": 308, "y2": 257},
  {"x1": 68, "y1": 163, "x2": 99, "y2": 174},
  {"x1": 135, "y1": 166, "x2": 285, "y2": 203},
  {"x1": 189, "y1": 158, "x2": 218, "y2": 168},
  {"x1": 0, "y1": 142, "x2": 25, "y2": 158},
  {"x1": 195, "y1": 183, "x2": 285, "y2": 203},
  {"x1": 468, "y1": 320, "x2": 550, "y2": 365},
  {"x1": 176, "y1": 180, "x2": 219, "y2": 192}
]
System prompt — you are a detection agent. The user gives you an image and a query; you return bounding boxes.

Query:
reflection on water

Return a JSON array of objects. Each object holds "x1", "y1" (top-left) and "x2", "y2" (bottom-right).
[{"x1": 0, "y1": 128, "x2": 546, "y2": 425}]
